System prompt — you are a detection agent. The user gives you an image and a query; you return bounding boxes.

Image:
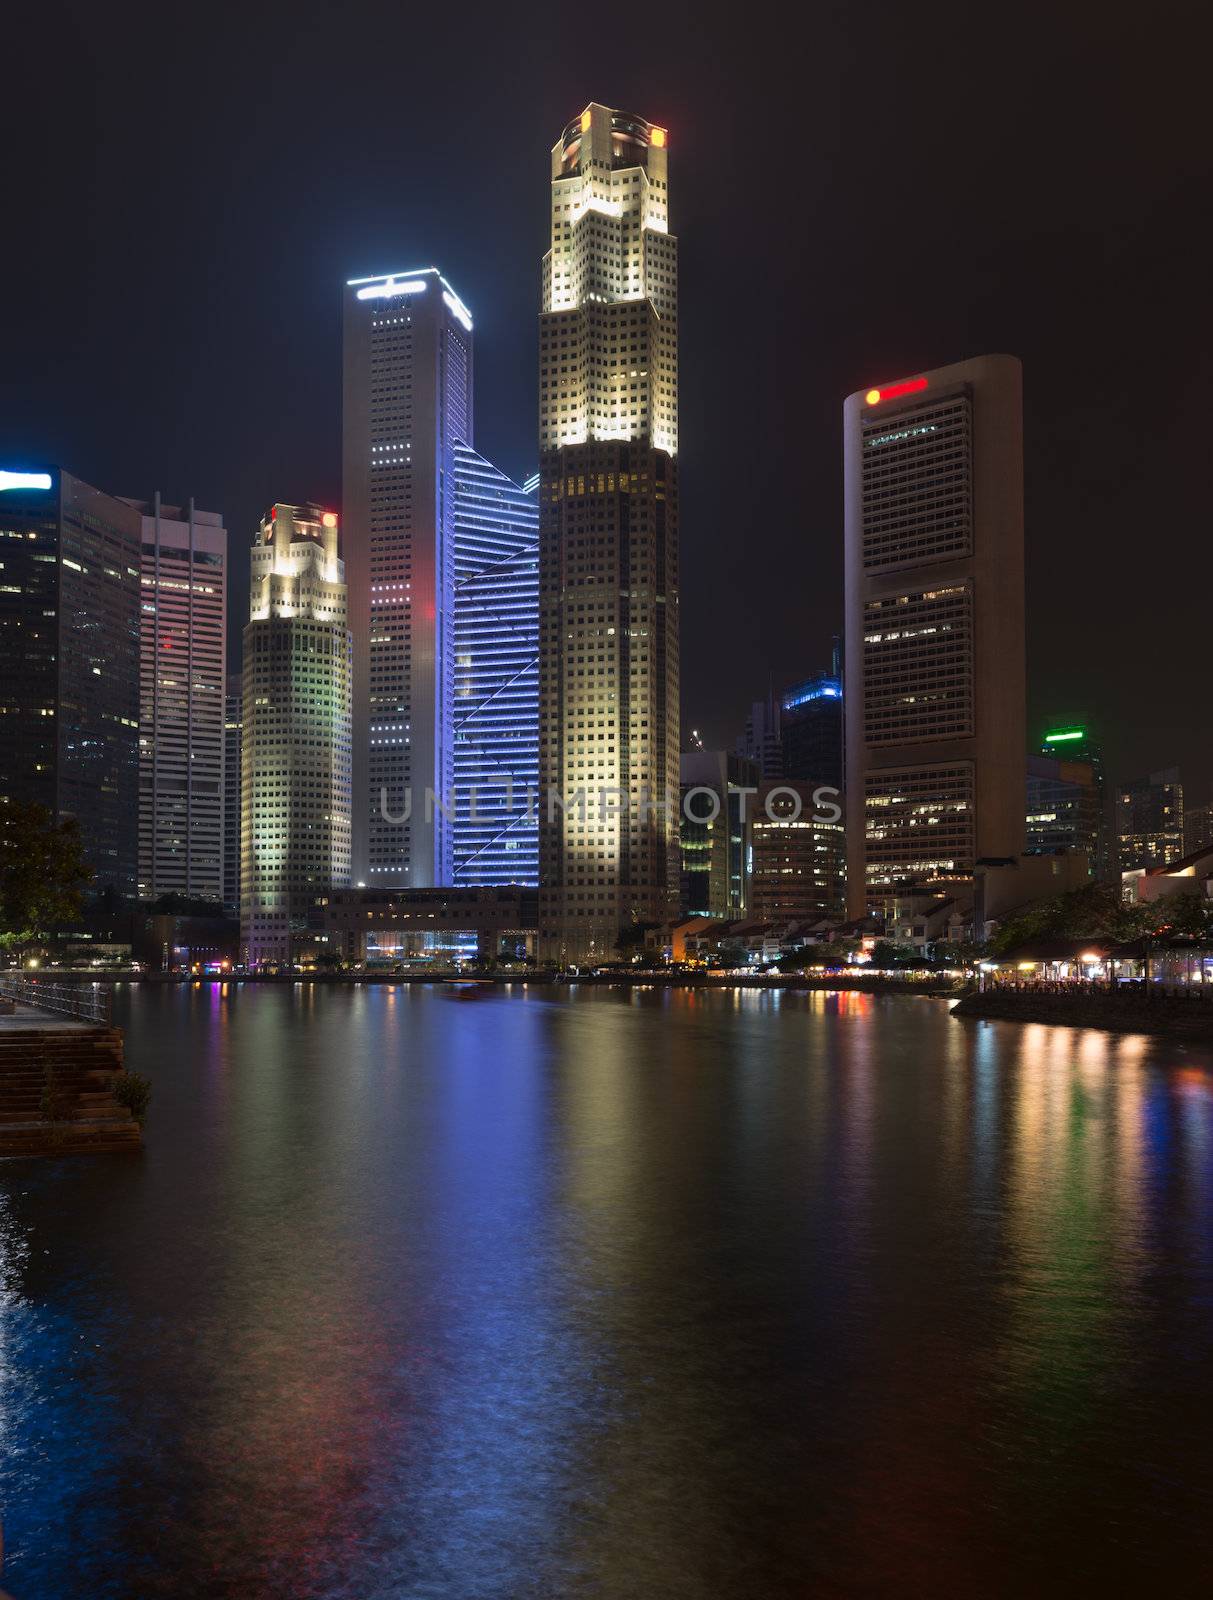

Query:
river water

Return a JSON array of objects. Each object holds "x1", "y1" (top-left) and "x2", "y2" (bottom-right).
[{"x1": 1, "y1": 984, "x2": 1212, "y2": 1597}]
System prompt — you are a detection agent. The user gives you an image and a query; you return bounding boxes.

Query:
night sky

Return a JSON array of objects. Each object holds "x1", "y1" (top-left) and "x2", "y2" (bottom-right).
[{"x1": 4, "y1": 2, "x2": 1208, "y2": 794}]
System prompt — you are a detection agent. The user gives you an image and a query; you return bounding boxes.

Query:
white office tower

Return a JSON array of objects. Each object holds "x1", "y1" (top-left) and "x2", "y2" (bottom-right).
[
  {"x1": 240, "y1": 504, "x2": 352, "y2": 965},
  {"x1": 343, "y1": 266, "x2": 474, "y2": 887},
  {"x1": 538, "y1": 104, "x2": 681, "y2": 964},
  {"x1": 132, "y1": 494, "x2": 227, "y2": 901}
]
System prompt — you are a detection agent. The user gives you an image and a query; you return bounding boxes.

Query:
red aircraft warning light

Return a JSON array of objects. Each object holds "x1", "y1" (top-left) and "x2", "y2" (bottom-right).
[{"x1": 864, "y1": 376, "x2": 928, "y2": 406}]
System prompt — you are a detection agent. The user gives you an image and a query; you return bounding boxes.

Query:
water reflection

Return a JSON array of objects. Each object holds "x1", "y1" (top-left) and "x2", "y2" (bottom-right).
[{"x1": 1, "y1": 989, "x2": 1212, "y2": 1596}]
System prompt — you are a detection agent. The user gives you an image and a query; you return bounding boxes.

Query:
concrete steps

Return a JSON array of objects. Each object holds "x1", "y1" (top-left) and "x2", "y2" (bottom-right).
[{"x1": 0, "y1": 1024, "x2": 141, "y2": 1158}]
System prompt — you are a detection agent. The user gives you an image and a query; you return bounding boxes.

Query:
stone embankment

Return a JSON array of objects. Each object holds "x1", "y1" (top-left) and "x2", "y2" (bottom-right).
[
  {"x1": 0, "y1": 1024, "x2": 141, "y2": 1157},
  {"x1": 951, "y1": 988, "x2": 1213, "y2": 1042}
]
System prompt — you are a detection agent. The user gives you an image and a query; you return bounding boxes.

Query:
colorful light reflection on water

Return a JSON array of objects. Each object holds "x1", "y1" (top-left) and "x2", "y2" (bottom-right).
[{"x1": 1, "y1": 986, "x2": 1212, "y2": 1596}]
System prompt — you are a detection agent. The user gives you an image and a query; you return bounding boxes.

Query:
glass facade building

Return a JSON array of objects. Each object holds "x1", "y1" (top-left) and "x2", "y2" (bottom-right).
[
  {"x1": 781, "y1": 670, "x2": 843, "y2": 790},
  {"x1": 450, "y1": 442, "x2": 538, "y2": 886},
  {"x1": 0, "y1": 466, "x2": 142, "y2": 901},
  {"x1": 343, "y1": 266, "x2": 475, "y2": 888},
  {"x1": 132, "y1": 494, "x2": 227, "y2": 902}
]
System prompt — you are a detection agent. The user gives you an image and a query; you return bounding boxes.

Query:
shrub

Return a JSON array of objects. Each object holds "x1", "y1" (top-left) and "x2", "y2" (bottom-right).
[{"x1": 111, "y1": 1070, "x2": 152, "y2": 1124}]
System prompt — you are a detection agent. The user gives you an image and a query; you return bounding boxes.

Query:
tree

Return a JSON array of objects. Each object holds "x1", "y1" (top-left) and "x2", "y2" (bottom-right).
[
  {"x1": 869, "y1": 939, "x2": 918, "y2": 968},
  {"x1": 0, "y1": 802, "x2": 93, "y2": 949}
]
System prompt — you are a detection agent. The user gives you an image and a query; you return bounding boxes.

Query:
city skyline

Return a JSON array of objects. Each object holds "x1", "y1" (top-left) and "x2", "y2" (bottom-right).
[{"x1": 4, "y1": 6, "x2": 1206, "y2": 798}]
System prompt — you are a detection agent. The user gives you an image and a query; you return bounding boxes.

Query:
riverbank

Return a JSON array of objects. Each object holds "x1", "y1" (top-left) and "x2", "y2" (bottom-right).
[
  {"x1": 952, "y1": 987, "x2": 1213, "y2": 1041},
  {"x1": 132, "y1": 970, "x2": 965, "y2": 997},
  {"x1": 0, "y1": 1010, "x2": 140, "y2": 1157}
]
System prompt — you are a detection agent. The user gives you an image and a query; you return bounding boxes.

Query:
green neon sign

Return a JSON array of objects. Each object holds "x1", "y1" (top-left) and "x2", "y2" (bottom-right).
[{"x1": 1044, "y1": 729, "x2": 1086, "y2": 743}]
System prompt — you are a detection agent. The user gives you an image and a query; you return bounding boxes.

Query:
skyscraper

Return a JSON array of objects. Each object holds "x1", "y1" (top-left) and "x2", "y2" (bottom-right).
[
  {"x1": 240, "y1": 504, "x2": 351, "y2": 965},
  {"x1": 538, "y1": 104, "x2": 680, "y2": 963},
  {"x1": 223, "y1": 672, "x2": 242, "y2": 914},
  {"x1": 736, "y1": 689, "x2": 783, "y2": 781},
  {"x1": 1117, "y1": 768, "x2": 1184, "y2": 870},
  {"x1": 679, "y1": 750, "x2": 758, "y2": 919},
  {"x1": 451, "y1": 443, "x2": 539, "y2": 886},
  {"x1": 0, "y1": 465, "x2": 142, "y2": 900},
  {"x1": 1025, "y1": 724, "x2": 1106, "y2": 877},
  {"x1": 843, "y1": 356, "x2": 1026, "y2": 919},
  {"x1": 750, "y1": 782, "x2": 846, "y2": 923},
  {"x1": 343, "y1": 265, "x2": 474, "y2": 888},
  {"x1": 781, "y1": 665, "x2": 843, "y2": 790},
  {"x1": 131, "y1": 494, "x2": 227, "y2": 902}
]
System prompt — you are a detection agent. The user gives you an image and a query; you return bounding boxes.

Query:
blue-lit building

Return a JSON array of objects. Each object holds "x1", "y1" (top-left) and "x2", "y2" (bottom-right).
[
  {"x1": 781, "y1": 654, "x2": 843, "y2": 791},
  {"x1": 451, "y1": 444, "x2": 538, "y2": 886}
]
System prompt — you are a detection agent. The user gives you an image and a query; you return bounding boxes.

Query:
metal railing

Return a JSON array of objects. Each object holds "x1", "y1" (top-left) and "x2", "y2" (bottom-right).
[{"x1": 0, "y1": 976, "x2": 113, "y2": 1025}]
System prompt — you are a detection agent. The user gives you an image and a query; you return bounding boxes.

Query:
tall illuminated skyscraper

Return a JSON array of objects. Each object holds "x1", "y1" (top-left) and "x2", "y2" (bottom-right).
[
  {"x1": 131, "y1": 494, "x2": 227, "y2": 902},
  {"x1": 538, "y1": 103, "x2": 680, "y2": 963},
  {"x1": 451, "y1": 444, "x2": 538, "y2": 885},
  {"x1": 843, "y1": 355, "x2": 1025, "y2": 918},
  {"x1": 343, "y1": 266, "x2": 474, "y2": 888},
  {"x1": 240, "y1": 504, "x2": 351, "y2": 965}
]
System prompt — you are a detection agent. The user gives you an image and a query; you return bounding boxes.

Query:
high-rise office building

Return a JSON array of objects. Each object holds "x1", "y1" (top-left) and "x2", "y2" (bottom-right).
[
  {"x1": 736, "y1": 689, "x2": 783, "y2": 781},
  {"x1": 1184, "y1": 792, "x2": 1213, "y2": 858},
  {"x1": 240, "y1": 504, "x2": 352, "y2": 965},
  {"x1": 538, "y1": 104, "x2": 680, "y2": 963},
  {"x1": 0, "y1": 465, "x2": 142, "y2": 900},
  {"x1": 130, "y1": 494, "x2": 227, "y2": 902},
  {"x1": 750, "y1": 782, "x2": 846, "y2": 923},
  {"x1": 843, "y1": 356, "x2": 1026, "y2": 918},
  {"x1": 680, "y1": 750, "x2": 758, "y2": 919},
  {"x1": 223, "y1": 672, "x2": 242, "y2": 914},
  {"x1": 1117, "y1": 768, "x2": 1184, "y2": 870},
  {"x1": 451, "y1": 443, "x2": 539, "y2": 886},
  {"x1": 1025, "y1": 724, "x2": 1105, "y2": 877},
  {"x1": 781, "y1": 659, "x2": 843, "y2": 790},
  {"x1": 343, "y1": 265, "x2": 474, "y2": 888}
]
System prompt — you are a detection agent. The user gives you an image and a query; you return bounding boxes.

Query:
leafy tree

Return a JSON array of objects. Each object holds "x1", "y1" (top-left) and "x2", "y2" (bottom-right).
[
  {"x1": 616, "y1": 920, "x2": 660, "y2": 955},
  {"x1": 0, "y1": 802, "x2": 93, "y2": 948},
  {"x1": 987, "y1": 880, "x2": 1213, "y2": 957},
  {"x1": 869, "y1": 939, "x2": 918, "y2": 968}
]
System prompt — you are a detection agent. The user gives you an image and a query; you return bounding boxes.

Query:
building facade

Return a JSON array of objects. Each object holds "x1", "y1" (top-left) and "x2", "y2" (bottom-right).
[
  {"x1": 311, "y1": 884, "x2": 537, "y2": 966},
  {"x1": 736, "y1": 689, "x2": 783, "y2": 781},
  {"x1": 781, "y1": 664, "x2": 843, "y2": 790},
  {"x1": 679, "y1": 750, "x2": 758, "y2": 920},
  {"x1": 1025, "y1": 725, "x2": 1105, "y2": 877},
  {"x1": 0, "y1": 465, "x2": 142, "y2": 900},
  {"x1": 223, "y1": 672, "x2": 242, "y2": 914},
  {"x1": 132, "y1": 494, "x2": 227, "y2": 902},
  {"x1": 843, "y1": 356, "x2": 1026, "y2": 919},
  {"x1": 343, "y1": 265, "x2": 474, "y2": 888},
  {"x1": 538, "y1": 104, "x2": 680, "y2": 963},
  {"x1": 1117, "y1": 768, "x2": 1184, "y2": 870},
  {"x1": 750, "y1": 781, "x2": 846, "y2": 923},
  {"x1": 1184, "y1": 793, "x2": 1213, "y2": 858},
  {"x1": 451, "y1": 443, "x2": 539, "y2": 886},
  {"x1": 240, "y1": 504, "x2": 352, "y2": 964}
]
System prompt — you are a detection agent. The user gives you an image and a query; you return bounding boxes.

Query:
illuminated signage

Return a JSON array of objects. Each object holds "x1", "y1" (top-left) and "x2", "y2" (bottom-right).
[
  {"x1": 356, "y1": 279, "x2": 428, "y2": 301},
  {"x1": 442, "y1": 288, "x2": 473, "y2": 332},
  {"x1": 1044, "y1": 729, "x2": 1086, "y2": 743},
  {"x1": 0, "y1": 470, "x2": 53, "y2": 492},
  {"x1": 864, "y1": 377, "x2": 929, "y2": 406}
]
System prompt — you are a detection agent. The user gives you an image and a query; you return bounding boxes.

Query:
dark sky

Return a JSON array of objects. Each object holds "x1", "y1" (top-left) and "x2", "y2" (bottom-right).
[{"x1": 4, "y1": 1, "x2": 1209, "y2": 794}]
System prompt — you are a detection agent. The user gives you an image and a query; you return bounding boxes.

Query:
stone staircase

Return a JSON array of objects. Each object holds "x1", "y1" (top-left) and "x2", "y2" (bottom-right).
[{"x1": 0, "y1": 1026, "x2": 142, "y2": 1157}]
